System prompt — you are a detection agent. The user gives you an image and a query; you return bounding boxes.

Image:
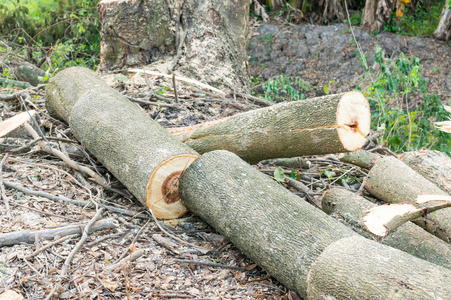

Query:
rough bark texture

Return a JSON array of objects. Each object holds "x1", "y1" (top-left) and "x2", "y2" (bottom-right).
[
  {"x1": 98, "y1": 0, "x2": 175, "y2": 71},
  {"x1": 178, "y1": 0, "x2": 249, "y2": 89},
  {"x1": 434, "y1": 0, "x2": 451, "y2": 41},
  {"x1": 306, "y1": 235, "x2": 451, "y2": 300},
  {"x1": 45, "y1": 67, "x2": 198, "y2": 213},
  {"x1": 364, "y1": 156, "x2": 451, "y2": 243},
  {"x1": 362, "y1": 0, "x2": 395, "y2": 32},
  {"x1": 179, "y1": 150, "x2": 451, "y2": 299},
  {"x1": 170, "y1": 92, "x2": 370, "y2": 164},
  {"x1": 338, "y1": 149, "x2": 382, "y2": 169},
  {"x1": 401, "y1": 150, "x2": 451, "y2": 196},
  {"x1": 98, "y1": 0, "x2": 250, "y2": 90},
  {"x1": 322, "y1": 188, "x2": 451, "y2": 270}
]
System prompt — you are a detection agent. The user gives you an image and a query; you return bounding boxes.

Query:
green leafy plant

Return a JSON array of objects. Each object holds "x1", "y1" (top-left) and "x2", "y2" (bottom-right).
[
  {"x1": 363, "y1": 46, "x2": 451, "y2": 154},
  {"x1": 0, "y1": 0, "x2": 101, "y2": 72},
  {"x1": 383, "y1": 0, "x2": 445, "y2": 36},
  {"x1": 259, "y1": 75, "x2": 311, "y2": 102}
]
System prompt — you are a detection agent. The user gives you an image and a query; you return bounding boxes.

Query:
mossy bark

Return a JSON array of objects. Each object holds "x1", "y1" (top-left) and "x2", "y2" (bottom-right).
[
  {"x1": 322, "y1": 188, "x2": 451, "y2": 270},
  {"x1": 179, "y1": 150, "x2": 451, "y2": 299},
  {"x1": 364, "y1": 156, "x2": 451, "y2": 243},
  {"x1": 170, "y1": 92, "x2": 370, "y2": 164},
  {"x1": 45, "y1": 67, "x2": 198, "y2": 216}
]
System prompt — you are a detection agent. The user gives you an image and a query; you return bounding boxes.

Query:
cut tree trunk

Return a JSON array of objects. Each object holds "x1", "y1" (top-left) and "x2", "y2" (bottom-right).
[
  {"x1": 338, "y1": 149, "x2": 382, "y2": 169},
  {"x1": 401, "y1": 150, "x2": 451, "y2": 196},
  {"x1": 98, "y1": 0, "x2": 250, "y2": 91},
  {"x1": 169, "y1": 92, "x2": 370, "y2": 164},
  {"x1": 322, "y1": 188, "x2": 451, "y2": 270},
  {"x1": 364, "y1": 156, "x2": 451, "y2": 243},
  {"x1": 46, "y1": 67, "x2": 199, "y2": 219},
  {"x1": 179, "y1": 150, "x2": 451, "y2": 299},
  {"x1": 434, "y1": 0, "x2": 451, "y2": 41}
]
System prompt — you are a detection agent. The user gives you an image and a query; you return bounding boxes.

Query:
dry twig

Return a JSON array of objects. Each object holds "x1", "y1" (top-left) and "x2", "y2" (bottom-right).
[{"x1": 61, "y1": 208, "x2": 105, "y2": 275}]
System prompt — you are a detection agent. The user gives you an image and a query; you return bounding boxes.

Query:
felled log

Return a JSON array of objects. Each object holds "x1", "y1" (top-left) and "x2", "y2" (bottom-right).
[
  {"x1": 46, "y1": 67, "x2": 199, "y2": 219},
  {"x1": 322, "y1": 188, "x2": 451, "y2": 270},
  {"x1": 338, "y1": 149, "x2": 382, "y2": 169},
  {"x1": 400, "y1": 150, "x2": 451, "y2": 195},
  {"x1": 364, "y1": 156, "x2": 451, "y2": 243},
  {"x1": 169, "y1": 92, "x2": 370, "y2": 164},
  {"x1": 179, "y1": 150, "x2": 451, "y2": 299}
]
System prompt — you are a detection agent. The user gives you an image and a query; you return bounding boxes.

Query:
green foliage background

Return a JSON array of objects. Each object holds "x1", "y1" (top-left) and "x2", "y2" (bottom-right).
[{"x1": 0, "y1": 0, "x2": 101, "y2": 71}]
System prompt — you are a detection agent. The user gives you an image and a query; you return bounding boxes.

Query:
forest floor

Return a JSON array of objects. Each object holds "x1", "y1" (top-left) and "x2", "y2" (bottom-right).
[{"x1": 0, "y1": 19, "x2": 450, "y2": 300}]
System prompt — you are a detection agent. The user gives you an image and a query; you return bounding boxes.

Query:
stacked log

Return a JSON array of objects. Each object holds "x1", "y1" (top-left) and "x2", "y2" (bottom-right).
[
  {"x1": 45, "y1": 68, "x2": 451, "y2": 299},
  {"x1": 364, "y1": 156, "x2": 451, "y2": 243},
  {"x1": 46, "y1": 67, "x2": 199, "y2": 219},
  {"x1": 169, "y1": 92, "x2": 371, "y2": 164}
]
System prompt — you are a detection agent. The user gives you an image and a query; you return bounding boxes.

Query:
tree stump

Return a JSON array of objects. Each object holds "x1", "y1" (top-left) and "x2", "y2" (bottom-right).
[{"x1": 98, "y1": 0, "x2": 250, "y2": 90}]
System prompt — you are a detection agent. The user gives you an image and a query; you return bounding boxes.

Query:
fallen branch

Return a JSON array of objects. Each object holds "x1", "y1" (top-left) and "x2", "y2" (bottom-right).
[
  {"x1": 3, "y1": 181, "x2": 149, "y2": 219},
  {"x1": 0, "y1": 152, "x2": 11, "y2": 218},
  {"x1": 173, "y1": 259, "x2": 246, "y2": 271},
  {"x1": 105, "y1": 249, "x2": 145, "y2": 272},
  {"x1": 0, "y1": 218, "x2": 117, "y2": 247},
  {"x1": 23, "y1": 122, "x2": 107, "y2": 185},
  {"x1": 128, "y1": 68, "x2": 226, "y2": 96},
  {"x1": 61, "y1": 208, "x2": 105, "y2": 275}
]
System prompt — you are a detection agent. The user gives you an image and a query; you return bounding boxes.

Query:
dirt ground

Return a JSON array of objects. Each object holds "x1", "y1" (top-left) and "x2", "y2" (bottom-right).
[{"x1": 0, "y1": 19, "x2": 450, "y2": 300}]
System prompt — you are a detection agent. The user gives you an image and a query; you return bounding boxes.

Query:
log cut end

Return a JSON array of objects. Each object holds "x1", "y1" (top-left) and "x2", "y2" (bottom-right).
[
  {"x1": 146, "y1": 154, "x2": 200, "y2": 219},
  {"x1": 336, "y1": 92, "x2": 370, "y2": 151}
]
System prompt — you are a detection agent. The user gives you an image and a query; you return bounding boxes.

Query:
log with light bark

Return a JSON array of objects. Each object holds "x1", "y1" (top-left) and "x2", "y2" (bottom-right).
[
  {"x1": 400, "y1": 150, "x2": 451, "y2": 195},
  {"x1": 338, "y1": 149, "x2": 382, "y2": 169},
  {"x1": 46, "y1": 67, "x2": 199, "y2": 219},
  {"x1": 322, "y1": 188, "x2": 451, "y2": 270},
  {"x1": 364, "y1": 156, "x2": 451, "y2": 243},
  {"x1": 179, "y1": 150, "x2": 451, "y2": 299},
  {"x1": 169, "y1": 92, "x2": 370, "y2": 164}
]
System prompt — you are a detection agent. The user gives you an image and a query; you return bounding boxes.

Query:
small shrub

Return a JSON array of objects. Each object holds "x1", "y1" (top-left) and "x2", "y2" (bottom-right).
[{"x1": 363, "y1": 46, "x2": 451, "y2": 154}]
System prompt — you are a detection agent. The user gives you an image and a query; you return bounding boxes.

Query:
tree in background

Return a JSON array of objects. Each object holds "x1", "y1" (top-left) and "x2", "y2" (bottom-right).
[{"x1": 434, "y1": 0, "x2": 451, "y2": 41}]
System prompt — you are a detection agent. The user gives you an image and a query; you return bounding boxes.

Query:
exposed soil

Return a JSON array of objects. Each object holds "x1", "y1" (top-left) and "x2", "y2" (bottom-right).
[{"x1": 0, "y1": 20, "x2": 450, "y2": 300}]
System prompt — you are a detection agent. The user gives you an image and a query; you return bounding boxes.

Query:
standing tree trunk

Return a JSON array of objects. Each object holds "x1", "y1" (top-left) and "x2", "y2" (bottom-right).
[
  {"x1": 434, "y1": 0, "x2": 451, "y2": 41},
  {"x1": 98, "y1": 0, "x2": 250, "y2": 91},
  {"x1": 362, "y1": 0, "x2": 395, "y2": 32}
]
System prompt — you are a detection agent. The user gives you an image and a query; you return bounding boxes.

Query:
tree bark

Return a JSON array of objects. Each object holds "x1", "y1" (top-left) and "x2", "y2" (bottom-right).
[
  {"x1": 364, "y1": 156, "x2": 451, "y2": 243},
  {"x1": 434, "y1": 0, "x2": 451, "y2": 41},
  {"x1": 98, "y1": 0, "x2": 250, "y2": 91},
  {"x1": 322, "y1": 188, "x2": 451, "y2": 270},
  {"x1": 169, "y1": 92, "x2": 370, "y2": 164},
  {"x1": 338, "y1": 149, "x2": 382, "y2": 169},
  {"x1": 179, "y1": 150, "x2": 451, "y2": 299},
  {"x1": 401, "y1": 150, "x2": 451, "y2": 196},
  {"x1": 362, "y1": 0, "x2": 395, "y2": 32},
  {"x1": 46, "y1": 67, "x2": 199, "y2": 219}
]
